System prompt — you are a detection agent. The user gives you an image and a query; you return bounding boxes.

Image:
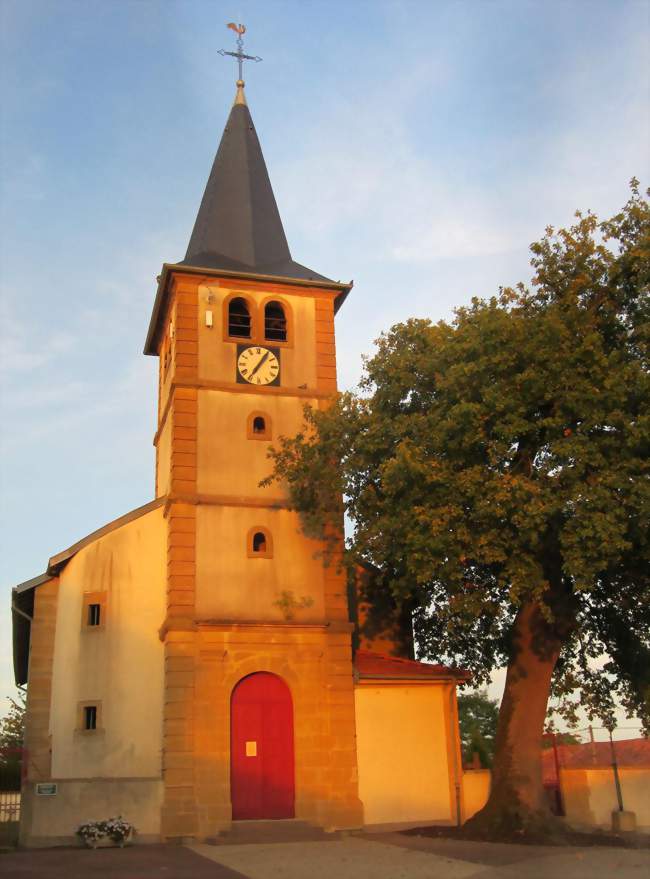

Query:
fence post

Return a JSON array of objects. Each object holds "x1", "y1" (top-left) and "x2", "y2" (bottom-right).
[
  {"x1": 551, "y1": 732, "x2": 564, "y2": 816},
  {"x1": 608, "y1": 729, "x2": 624, "y2": 812}
]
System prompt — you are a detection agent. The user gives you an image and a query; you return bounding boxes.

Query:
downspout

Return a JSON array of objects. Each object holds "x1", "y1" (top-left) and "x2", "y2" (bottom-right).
[{"x1": 448, "y1": 683, "x2": 462, "y2": 826}]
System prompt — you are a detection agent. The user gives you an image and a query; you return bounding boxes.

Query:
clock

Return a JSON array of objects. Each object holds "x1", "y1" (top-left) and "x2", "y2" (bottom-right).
[{"x1": 236, "y1": 345, "x2": 281, "y2": 386}]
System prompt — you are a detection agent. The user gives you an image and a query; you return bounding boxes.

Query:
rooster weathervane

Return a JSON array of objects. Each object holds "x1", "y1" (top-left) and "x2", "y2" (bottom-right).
[{"x1": 218, "y1": 23, "x2": 262, "y2": 83}]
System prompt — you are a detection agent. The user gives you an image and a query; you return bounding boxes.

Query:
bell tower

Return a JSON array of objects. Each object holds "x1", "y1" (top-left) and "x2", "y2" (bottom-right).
[{"x1": 144, "y1": 26, "x2": 362, "y2": 839}]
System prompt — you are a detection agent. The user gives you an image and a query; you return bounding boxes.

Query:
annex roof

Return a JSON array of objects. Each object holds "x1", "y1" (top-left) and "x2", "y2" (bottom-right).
[{"x1": 355, "y1": 649, "x2": 470, "y2": 682}]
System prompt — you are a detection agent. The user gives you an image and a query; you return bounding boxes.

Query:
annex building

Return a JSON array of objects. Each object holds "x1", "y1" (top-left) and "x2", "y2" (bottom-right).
[{"x1": 12, "y1": 56, "x2": 470, "y2": 847}]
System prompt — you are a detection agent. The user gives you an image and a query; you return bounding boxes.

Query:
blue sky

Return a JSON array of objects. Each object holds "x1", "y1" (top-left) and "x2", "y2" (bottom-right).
[{"x1": 1, "y1": 0, "x2": 648, "y2": 727}]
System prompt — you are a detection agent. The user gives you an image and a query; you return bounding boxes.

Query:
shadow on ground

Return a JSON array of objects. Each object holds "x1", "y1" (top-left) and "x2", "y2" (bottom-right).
[{"x1": 0, "y1": 843, "x2": 248, "y2": 879}]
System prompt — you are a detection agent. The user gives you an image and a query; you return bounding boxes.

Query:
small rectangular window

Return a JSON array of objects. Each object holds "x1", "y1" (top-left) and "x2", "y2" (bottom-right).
[
  {"x1": 77, "y1": 701, "x2": 102, "y2": 734},
  {"x1": 82, "y1": 592, "x2": 106, "y2": 630},
  {"x1": 84, "y1": 705, "x2": 97, "y2": 731}
]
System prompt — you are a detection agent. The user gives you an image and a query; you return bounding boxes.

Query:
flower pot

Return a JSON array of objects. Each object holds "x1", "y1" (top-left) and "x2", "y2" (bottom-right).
[
  {"x1": 77, "y1": 818, "x2": 136, "y2": 848},
  {"x1": 83, "y1": 836, "x2": 113, "y2": 849},
  {"x1": 115, "y1": 829, "x2": 133, "y2": 848}
]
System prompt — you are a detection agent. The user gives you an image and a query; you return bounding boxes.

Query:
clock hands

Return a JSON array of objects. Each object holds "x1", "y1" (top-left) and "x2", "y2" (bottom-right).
[
  {"x1": 237, "y1": 346, "x2": 279, "y2": 386},
  {"x1": 249, "y1": 350, "x2": 270, "y2": 380}
]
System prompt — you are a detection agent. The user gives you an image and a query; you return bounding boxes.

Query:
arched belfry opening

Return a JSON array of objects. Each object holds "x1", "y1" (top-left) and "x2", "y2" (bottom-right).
[
  {"x1": 230, "y1": 672, "x2": 295, "y2": 819},
  {"x1": 264, "y1": 301, "x2": 287, "y2": 342},
  {"x1": 228, "y1": 297, "x2": 252, "y2": 337}
]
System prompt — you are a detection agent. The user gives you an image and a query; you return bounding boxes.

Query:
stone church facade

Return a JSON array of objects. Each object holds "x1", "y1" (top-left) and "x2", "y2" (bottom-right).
[{"x1": 12, "y1": 74, "x2": 468, "y2": 847}]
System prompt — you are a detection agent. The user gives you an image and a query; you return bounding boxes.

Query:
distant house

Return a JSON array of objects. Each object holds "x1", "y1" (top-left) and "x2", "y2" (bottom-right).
[
  {"x1": 542, "y1": 737, "x2": 650, "y2": 782},
  {"x1": 543, "y1": 738, "x2": 650, "y2": 831}
]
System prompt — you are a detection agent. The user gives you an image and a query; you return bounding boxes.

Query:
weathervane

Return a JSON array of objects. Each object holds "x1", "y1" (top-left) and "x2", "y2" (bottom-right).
[{"x1": 218, "y1": 23, "x2": 262, "y2": 85}]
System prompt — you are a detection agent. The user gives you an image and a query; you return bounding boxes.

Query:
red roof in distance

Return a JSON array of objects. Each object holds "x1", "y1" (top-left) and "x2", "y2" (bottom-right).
[{"x1": 542, "y1": 738, "x2": 650, "y2": 785}]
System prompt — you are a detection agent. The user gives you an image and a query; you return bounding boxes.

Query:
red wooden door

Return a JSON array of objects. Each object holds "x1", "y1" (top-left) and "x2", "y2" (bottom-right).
[{"x1": 231, "y1": 673, "x2": 295, "y2": 819}]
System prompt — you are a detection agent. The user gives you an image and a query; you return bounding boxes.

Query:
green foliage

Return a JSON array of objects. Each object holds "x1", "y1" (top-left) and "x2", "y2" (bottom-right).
[
  {"x1": 0, "y1": 694, "x2": 25, "y2": 750},
  {"x1": 457, "y1": 691, "x2": 499, "y2": 767},
  {"x1": 266, "y1": 183, "x2": 650, "y2": 730},
  {"x1": 272, "y1": 590, "x2": 314, "y2": 621},
  {"x1": 541, "y1": 732, "x2": 579, "y2": 749},
  {"x1": 0, "y1": 692, "x2": 25, "y2": 790}
]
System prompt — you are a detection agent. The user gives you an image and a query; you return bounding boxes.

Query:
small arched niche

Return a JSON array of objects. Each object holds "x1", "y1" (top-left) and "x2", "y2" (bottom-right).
[
  {"x1": 228, "y1": 297, "x2": 252, "y2": 338},
  {"x1": 247, "y1": 411, "x2": 272, "y2": 441},
  {"x1": 247, "y1": 527, "x2": 273, "y2": 559},
  {"x1": 264, "y1": 300, "x2": 288, "y2": 343}
]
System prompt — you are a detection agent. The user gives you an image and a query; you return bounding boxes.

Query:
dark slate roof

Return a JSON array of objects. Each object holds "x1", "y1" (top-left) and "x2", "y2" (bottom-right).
[{"x1": 181, "y1": 100, "x2": 332, "y2": 284}]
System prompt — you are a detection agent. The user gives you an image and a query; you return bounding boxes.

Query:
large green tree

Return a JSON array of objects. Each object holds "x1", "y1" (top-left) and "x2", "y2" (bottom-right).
[
  {"x1": 457, "y1": 691, "x2": 499, "y2": 768},
  {"x1": 266, "y1": 184, "x2": 650, "y2": 838}
]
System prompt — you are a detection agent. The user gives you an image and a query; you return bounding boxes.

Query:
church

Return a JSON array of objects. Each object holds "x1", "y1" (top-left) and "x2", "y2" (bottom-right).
[{"x1": 11, "y1": 34, "x2": 474, "y2": 847}]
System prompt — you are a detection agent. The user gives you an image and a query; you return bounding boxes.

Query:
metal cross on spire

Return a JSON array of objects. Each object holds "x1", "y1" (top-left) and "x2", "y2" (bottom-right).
[{"x1": 218, "y1": 23, "x2": 262, "y2": 84}]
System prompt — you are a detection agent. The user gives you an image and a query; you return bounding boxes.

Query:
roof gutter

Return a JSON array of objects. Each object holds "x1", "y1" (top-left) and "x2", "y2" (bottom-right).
[
  {"x1": 144, "y1": 263, "x2": 353, "y2": 355},
  {"x1": 13, "y1": 572, "x2": 51, "y2": 595},
  {"x1": 357, "y1": 672, "x2": 471, "y2": 683}
]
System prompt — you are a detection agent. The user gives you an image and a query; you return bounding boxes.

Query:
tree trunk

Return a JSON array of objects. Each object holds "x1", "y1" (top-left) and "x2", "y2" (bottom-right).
[{"x1": 464, "y1": 600, "x2": 565, "y2": 840}]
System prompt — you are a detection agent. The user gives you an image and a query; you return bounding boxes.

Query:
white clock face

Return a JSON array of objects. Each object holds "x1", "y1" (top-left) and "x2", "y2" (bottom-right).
[{"x1": 237, "y1": 346, "x2": 280, "y2": 386}]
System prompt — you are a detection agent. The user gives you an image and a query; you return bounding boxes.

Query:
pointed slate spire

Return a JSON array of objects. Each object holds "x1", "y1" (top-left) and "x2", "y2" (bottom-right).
[{"x1": 181, "y1": 86, "x2": 331, "y2": 283}]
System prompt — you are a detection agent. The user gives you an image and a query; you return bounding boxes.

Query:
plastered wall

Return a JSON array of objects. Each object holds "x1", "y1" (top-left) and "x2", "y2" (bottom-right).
[
  {"x1": 462, "y1": 769, "x2": 491, "y2": 821},
  {"x1": 195, "y1": 505, "x2": 326, "y2": 621},
  {"x1": 20, "y1": 780, "x2": 163, "y2": 846},
  {"x1": 49, "y1": 507, "x2": 166, "y2": 780},
  {"x1": 355, "y1": 684, "x2": 454, "y2": 826},
  {"x1": 196, "y1": 390, "x2": 316, "y2": 497}
]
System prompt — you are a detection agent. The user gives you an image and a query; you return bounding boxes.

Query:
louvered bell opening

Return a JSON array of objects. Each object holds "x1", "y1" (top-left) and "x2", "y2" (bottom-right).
[
  {"x1": 229, "y1": 298, "x2": 252, "y2": 337},
  {"x1": 264, "y1": 301, "x2": 287, "y2": 342}
]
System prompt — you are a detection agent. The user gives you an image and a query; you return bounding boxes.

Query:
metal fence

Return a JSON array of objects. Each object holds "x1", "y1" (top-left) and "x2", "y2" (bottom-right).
[
  {"x1": 0, "y1": 791, "x2": 20, "y2": 846},
  {"x1": 0, "y1": 791, "x2": 20, "y2": 823},
  {"x1": 0, "y1": 746, "x2": 23, "y2": 845}
]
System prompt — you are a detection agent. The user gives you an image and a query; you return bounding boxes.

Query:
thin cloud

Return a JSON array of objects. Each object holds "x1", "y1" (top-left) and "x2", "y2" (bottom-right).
[{"x1": 0, "y1": 308, "x2": 75, "y2": 377}]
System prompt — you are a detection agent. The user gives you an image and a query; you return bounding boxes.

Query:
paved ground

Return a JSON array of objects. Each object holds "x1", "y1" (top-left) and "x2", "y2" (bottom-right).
[
  {"x1": 1, "y1": 834, "x2": 648, "y2": 879},
  {"x1": 364, "y1": 832, "x2": 650, "y2": 878},
  {"x1": 190, "y1": 835, "x2": 650, "y2": 879},
  {"x1": 0, "y1": 843, "x2": 248, "y2": 878}
]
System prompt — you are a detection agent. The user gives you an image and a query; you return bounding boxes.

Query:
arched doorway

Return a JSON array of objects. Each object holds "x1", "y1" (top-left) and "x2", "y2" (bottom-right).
[{"x1": 230, "y1": 672, "x2": 295, "y2": 819}]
